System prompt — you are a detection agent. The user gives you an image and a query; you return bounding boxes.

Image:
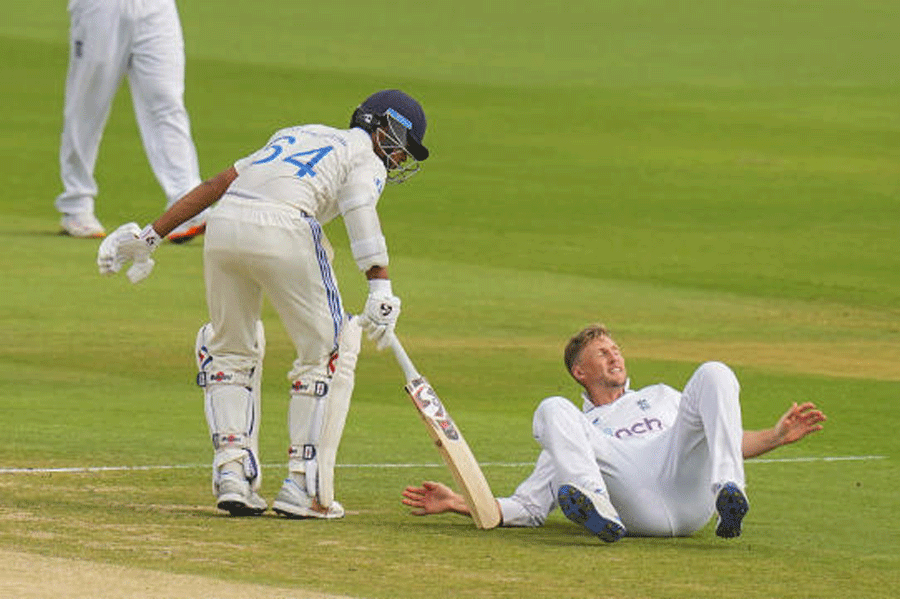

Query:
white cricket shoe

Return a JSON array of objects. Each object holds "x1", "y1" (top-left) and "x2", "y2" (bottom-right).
[
  {"x1": 215, "y1": 472, "x2": 267, "y2": 516},
  {"x1": 272, "y1": 478, "x2": 345, "y2": 519},
  {"x1": 60, "y1": 212, "x2": 105, "y2": 238},
  {"x1": 168, "y1": 210, "x2": 207, "y2": 244},
  {"x1": 558, "y1": 483, "x2": 626, "y2": 543}
]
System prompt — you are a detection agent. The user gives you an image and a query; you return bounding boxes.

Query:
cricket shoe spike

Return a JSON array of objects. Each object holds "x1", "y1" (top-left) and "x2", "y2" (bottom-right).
[
  {"x1": 715, "y1": 482, "x2": 749, "y2": 538},
  {"x1": 558, "y1": 483, "x2": 626, "y2": 543},
  {"x1": 60, "y1": 212, "x2": 105, "y2": 238},
  {"x1": 272, "y1": 477, "x2": 345, "y2": 519},
  {"x1": 216, "y1": 472, "x2": 267, "y2": 516}
]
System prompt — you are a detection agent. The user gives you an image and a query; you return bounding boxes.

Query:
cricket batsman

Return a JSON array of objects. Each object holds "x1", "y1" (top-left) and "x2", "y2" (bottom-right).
[{"x1": 98, "y1": 89, "x2": 430, "y2": 518}]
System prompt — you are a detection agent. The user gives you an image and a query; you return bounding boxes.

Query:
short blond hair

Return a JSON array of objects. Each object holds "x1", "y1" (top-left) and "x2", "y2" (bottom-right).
[{"x1": 564, "y1": 323, "x2": 612, "y2": 376}]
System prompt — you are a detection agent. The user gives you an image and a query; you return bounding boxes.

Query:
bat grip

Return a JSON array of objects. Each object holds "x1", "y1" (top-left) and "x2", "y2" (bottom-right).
[{"x1": 388, "y1": 333, "x2": 421, "y2": 382}]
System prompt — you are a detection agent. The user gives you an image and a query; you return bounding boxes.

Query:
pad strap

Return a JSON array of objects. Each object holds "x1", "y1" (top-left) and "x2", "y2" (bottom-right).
[
  {"x1": 290, "y1": 377, "x2": 330, "y2": 397},
  {"x1": 211, "y1": 432, "x2": 259, "y2": 483},
  {"x1": 199, "y1": 370, "x2": 253, "y2": 388}
]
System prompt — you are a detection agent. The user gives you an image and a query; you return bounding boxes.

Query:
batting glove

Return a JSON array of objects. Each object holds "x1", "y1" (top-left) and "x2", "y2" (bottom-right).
[
  {"x1": 362, "y1": 279, "x2": 401, "y2": 350},
  {"x1": 97, "y1": 223, "x2": 162, "y2": 284}
]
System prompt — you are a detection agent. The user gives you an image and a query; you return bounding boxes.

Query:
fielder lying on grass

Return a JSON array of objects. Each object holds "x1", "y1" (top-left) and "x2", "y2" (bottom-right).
[{"x1": 402, "y1": 323, "x2": 826, "y2": 542}]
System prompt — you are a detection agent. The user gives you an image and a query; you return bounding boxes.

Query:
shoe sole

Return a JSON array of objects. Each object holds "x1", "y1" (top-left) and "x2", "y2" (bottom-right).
[
  {"x1": 558, "y1": 484, "x2": 625, "y2": 543},
  {"x1": 167, "y1": 223, "x2": 206, "y2": 244},
  {"x1": 59, "y1": 228, "x2": 105, "y2": 239},
  {"x1": 272, "y1": 499, "x2": 344, "y2": 520},
  {"x1": 715, "y1": 484, "x2": 749, "y2": 538},
  {"x1": 217, "y1": 493, "x2": 266, "y2": 517},
  {"x1": 272, "y1": 501, "x2": 309, "y2": 519}
]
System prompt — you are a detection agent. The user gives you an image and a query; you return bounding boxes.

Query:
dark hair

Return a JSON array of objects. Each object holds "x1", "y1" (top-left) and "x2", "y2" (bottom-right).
[{"x1": 563, "y1": 323, "x2": 612, "y2": 375}]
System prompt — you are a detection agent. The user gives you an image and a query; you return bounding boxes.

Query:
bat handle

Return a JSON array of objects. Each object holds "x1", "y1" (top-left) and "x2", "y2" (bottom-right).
[{"x1": 388, "y1": 333, "x2": 421, "y2": 381}]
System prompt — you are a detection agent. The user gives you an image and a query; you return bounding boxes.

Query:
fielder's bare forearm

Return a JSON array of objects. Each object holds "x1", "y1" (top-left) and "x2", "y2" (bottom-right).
[
  {"x1": 152, "y1": 167, "x2": 237, "y2": 237},
  {"x1": 741, "y1": 428, "x2": 781, "y2": 459},
  {"x1": 742, "y1": 402, "x2": 826, "y2": 459}
]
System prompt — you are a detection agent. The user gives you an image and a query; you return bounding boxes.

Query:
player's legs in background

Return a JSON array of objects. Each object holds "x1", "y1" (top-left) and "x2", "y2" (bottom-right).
[
  {"x1": 128, "y1": 0, "x2": 200, "y2": 206},
  {"x1": 56, "y1": 0, "x2": 130, "y2": 236},
  {"x1": 128, "y1": 0, "x2": 204, "y2": 243}
]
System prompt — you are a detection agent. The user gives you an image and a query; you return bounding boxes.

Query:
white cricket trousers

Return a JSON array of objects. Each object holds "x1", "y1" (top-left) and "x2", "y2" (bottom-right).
[
  {"x1": 203, "y1": 198, "x2": 345, "y2": 384},
  {"x1": 57, "y1": 0, "x2": 200, "y2": 215},
  {"x1": 534, "y1": 362, "x2": 745, "y2": 536}
]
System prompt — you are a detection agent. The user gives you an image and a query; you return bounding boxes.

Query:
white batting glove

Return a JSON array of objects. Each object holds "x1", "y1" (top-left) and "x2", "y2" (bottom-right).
[
  {"x1": 361, "y1": 279, "x2": 401, "y2": 350},
  {"x1": 97, "y1": 223, "x2": 162, "y2": 284},
  {"x1": 97, "y1": 222, "x2": 140, "y2": 275}
]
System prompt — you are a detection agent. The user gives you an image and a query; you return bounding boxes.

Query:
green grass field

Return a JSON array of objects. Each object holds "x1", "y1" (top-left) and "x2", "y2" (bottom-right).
[{"x1": 1, "y1": 1, "x2": 898, "y2": 597}]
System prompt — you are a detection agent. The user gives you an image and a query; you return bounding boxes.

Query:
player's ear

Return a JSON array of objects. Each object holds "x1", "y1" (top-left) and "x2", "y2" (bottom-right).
[{"x1": 570, "y1": 364, "x2": 586, "y2": 385}]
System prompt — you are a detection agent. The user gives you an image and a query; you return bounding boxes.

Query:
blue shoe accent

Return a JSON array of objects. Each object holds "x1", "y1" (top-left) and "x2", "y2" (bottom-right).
[
  {"x1": 715, "y1": 483, "x2": 749, "y2": 538},
  {"x1": 558, "y1": 484, "x2": 626, "y2": 543}
]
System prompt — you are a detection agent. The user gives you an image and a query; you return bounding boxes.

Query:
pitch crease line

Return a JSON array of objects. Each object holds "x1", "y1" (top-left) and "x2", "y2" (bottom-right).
[{"x1": 0, "y1": 455, "x2": 887, "y2": 475}]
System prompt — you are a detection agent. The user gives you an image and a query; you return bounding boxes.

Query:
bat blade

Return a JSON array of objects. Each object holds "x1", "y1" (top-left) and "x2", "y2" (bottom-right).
[
  {"x1": 404, "y1": 377, "x2": 501, "y2": 529},
  {"x1": 389, "y1": 336, "x2": 501, "y2": 529}
]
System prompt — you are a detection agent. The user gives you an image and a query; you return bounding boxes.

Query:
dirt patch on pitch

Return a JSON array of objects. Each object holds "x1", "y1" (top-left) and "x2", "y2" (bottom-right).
[{"x1": 0, "y1": 549, "x2": 354, "y2": 599}]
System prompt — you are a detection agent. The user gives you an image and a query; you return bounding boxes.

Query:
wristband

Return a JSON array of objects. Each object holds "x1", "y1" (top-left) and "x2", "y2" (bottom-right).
[
  {"x1": 139, "y1": 224, "x2": 162, "y2": 250},
  {"x1": 368, "y1": 278, "x2": 392, "y2": 296}
]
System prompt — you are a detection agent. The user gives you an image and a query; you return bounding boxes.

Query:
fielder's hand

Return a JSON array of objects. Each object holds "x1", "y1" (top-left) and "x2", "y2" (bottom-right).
[
  {"x1": 97, "y1": 223, "x2": 162, "y2": 284},
  {"x1": 402, "y1": 481, "x2": 470, "y2": 517},
  {"x1": 361, "y1": 286, "x2": 401, "y2": 350},
  {"x1": 773, "y1": 402, "x2": 827, "y2": 446}
]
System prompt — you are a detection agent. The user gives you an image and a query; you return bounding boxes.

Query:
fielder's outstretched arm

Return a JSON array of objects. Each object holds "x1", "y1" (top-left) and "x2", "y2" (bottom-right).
[
  {"x1": 402, "y1": 481, "x2": 502, "y2": 523},
  {"x1": 742, "y1": 401, "x2": 827, "y2": 459}
]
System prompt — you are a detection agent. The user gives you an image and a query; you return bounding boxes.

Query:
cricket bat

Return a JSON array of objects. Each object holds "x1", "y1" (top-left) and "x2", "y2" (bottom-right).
[{"x1": 388, "y1": 334, "x2": 502, "y2": 529}]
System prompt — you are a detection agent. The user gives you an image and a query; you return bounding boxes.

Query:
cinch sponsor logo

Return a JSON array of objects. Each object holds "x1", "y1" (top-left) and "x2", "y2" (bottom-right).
[{"x1": 604, "y1": 417, "x2": 664, "y2": 439}]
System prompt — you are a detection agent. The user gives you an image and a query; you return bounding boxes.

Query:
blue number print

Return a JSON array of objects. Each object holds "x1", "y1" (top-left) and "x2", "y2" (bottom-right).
[
  {"x1": 283, "y1": 146, "x2": 333, "y2": 178},
  {"x1": 251, "y1": 136, "x2": 333, "y2": 179},
  {"x1": 251, "y1": 135, "x2": 295, "y2": 164}
]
